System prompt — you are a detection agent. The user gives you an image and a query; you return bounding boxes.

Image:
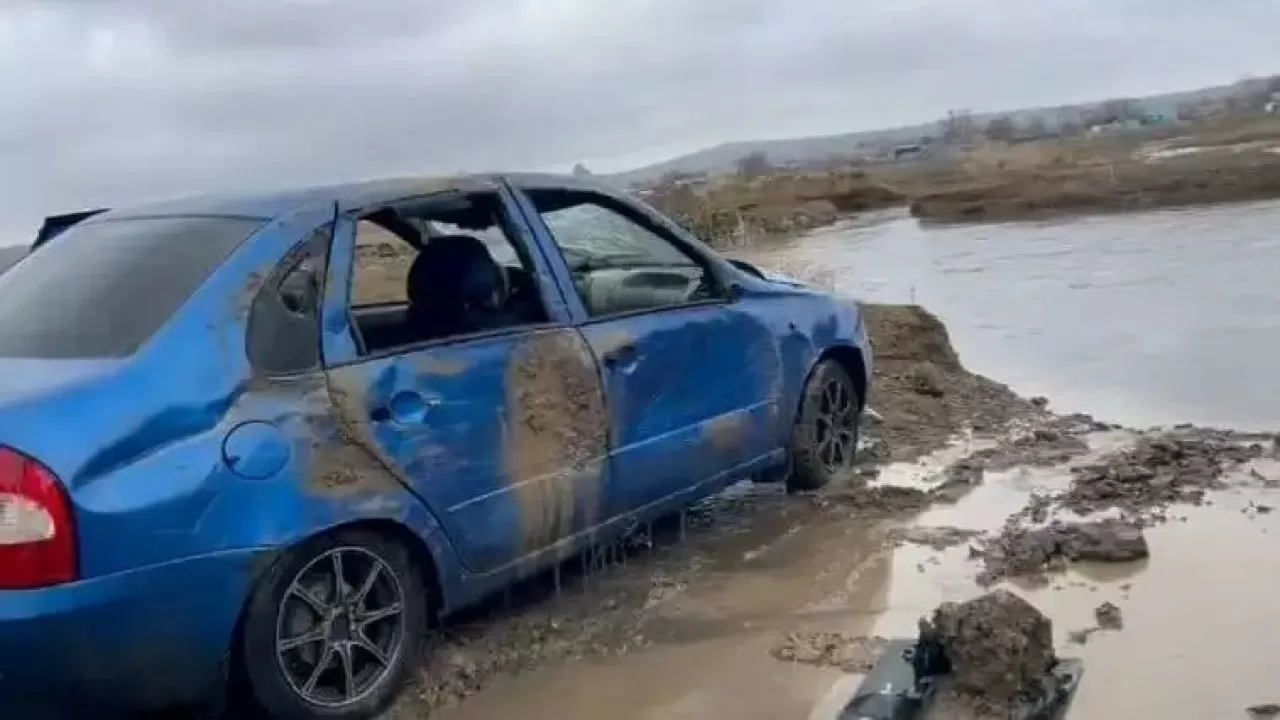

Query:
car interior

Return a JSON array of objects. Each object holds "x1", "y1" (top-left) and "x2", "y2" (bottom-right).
[
  {"x1": 523, "y1": 188, "x2": 724, "y2": 318},
  {"x1": 346, "y1": 189, "x2": 729, "y2": 356},
  {"x1": 348, "y1": 192, "x2": 548, "y2": 354}
]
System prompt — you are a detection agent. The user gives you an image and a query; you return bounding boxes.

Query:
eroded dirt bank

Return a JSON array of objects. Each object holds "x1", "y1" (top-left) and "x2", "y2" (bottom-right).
[{"x1": 393, "y1": 303, "x2": 1280, "y2": 720}]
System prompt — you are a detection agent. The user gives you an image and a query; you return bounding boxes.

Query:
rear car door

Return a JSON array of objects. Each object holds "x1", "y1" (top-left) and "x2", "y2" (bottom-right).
[
  {"x1": 319, "y1": 187, "x2": 609, "y2": 575},
  {"x1": 508, "y1": 182, "x2": 784, "y2": 519}
]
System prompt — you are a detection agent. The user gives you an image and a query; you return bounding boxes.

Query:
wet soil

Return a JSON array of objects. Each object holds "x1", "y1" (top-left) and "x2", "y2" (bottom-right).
[
  {"x1": 390, "y1": 300, "x2": 1280, "y2": 720},
  {"x1": 770, "y1": 632, "x2": 887, "y2": 674}
]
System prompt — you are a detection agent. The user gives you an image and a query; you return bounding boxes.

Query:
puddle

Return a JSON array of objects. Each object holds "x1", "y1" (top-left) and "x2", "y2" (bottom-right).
[{"x1": 424, "y1": 437, "x2": 1280, "y2": 720}]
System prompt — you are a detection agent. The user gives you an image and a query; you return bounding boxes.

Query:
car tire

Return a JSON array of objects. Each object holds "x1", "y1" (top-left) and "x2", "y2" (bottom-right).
[
  {"x1": 787, "y1": 359, "x2": 863, "y2": 492},
  {"x1": 238, "y1": 529, "x2": 429, "y2": 719}
]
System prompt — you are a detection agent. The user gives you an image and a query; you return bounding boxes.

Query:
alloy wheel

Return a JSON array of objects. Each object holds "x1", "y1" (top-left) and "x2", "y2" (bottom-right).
[
  {"x1": 274, "y1": 546, "x2": 406, "y2": 708},
  {"x1": 813, "y1": 375, "x2": 858, "y2": 474}
]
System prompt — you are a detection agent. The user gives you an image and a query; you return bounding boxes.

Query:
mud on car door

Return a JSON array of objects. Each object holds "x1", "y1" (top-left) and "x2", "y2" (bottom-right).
[
  {"x1": 510, "y1": 184, "x2": 784, "y2": 518},
  {"x1": 318, "y1": 189, "x2": 610, "y2": 574}
]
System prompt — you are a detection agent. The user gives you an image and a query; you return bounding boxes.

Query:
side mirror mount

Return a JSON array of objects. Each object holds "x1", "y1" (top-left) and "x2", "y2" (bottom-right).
[{"x1": 726, "y1": 281, "x2": 746, "y2": 302}]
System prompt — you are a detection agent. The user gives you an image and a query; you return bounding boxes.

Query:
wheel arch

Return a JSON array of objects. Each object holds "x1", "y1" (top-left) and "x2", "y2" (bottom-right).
[{"x1": 812, "y1": 344, "x2": 868, "y2": 412}]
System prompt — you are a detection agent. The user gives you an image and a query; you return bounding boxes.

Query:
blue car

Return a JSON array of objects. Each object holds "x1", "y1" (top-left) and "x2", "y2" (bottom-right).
[{"x1": 0, "y1": 174, "x2": 872, "y2": 718}]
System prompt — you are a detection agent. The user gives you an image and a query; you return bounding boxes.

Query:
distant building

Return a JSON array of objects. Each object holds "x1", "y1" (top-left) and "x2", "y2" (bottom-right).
[{"x1": 892, "y1": 143, "x2": 926, "y2": 160}]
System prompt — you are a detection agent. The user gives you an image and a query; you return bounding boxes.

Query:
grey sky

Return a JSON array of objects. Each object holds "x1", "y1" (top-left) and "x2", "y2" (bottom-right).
[{"x1": 1, "y1": 0, "x2": 1278, "y2": 244}]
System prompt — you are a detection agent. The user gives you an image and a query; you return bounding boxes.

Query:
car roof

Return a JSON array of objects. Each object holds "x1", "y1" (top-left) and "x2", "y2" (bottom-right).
[{"x1": 90, "y1": 172, "x2": 622, "y2": 223}]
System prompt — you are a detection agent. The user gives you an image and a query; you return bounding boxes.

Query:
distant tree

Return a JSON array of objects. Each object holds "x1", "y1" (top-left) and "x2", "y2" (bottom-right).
[
  {"x1": 1022, "y1": 115, "x2": 1050, "y2": 138},
  {"x1": 940, "y1": 109, "x2": 978, "y2": 144},
  {"x1": 983, "y1": 115, "x2": 1017, "y2": 141},
  {"x1": 735, "y1": 151, "x2": 772, "y2": 178},
  {"x1": 571, "y1": 162, "x2": 593, "y2": 177}
]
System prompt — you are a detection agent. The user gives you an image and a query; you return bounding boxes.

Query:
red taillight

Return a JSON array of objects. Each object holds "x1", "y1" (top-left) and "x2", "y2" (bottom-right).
[{"x1": 0, "y1": 447, "x2": 76, "y2": 589}]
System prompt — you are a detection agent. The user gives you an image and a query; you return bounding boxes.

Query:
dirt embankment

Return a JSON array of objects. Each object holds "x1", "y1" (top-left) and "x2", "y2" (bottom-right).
[
  {"x1": 644, "y1": 171, "x2": 906, "y2": 248},
  {"x1": 860, "y1": 304, "x2": 1035, "y2": 460},
  {"x1": 899, "y1": 118, "x2": 1280, "y2": 223},
  {"x1": 647, "y1": 117, "x2": 1280, "y2": 236}
]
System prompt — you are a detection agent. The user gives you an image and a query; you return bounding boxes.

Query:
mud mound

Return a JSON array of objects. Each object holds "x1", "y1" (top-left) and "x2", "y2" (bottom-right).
[
  {"x1": 1062, "y1": 430, "x2": 1267, "y2": 520},
  {"x1": 921, "y1": 590, "x2": 1056, "y2": 707},
  {"x1": 862, "y1": 304, "x2": 961, "y2": 370},
  {"x1": 976, "y1": 520, "x2": 1149, "y2": 586},
  {"x1": 862, "y1": 303, "x2": 1035, "y2": 462}
]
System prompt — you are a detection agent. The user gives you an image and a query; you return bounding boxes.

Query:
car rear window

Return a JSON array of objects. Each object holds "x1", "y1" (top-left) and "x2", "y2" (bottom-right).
[{"x1": 0, "y1": 215, "x2": 264, "y2": 358}]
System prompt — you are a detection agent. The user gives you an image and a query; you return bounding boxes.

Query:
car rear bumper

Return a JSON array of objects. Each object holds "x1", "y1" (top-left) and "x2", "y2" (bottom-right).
[{"x1": 0, "y1": 548, "x2": 265, "y2": 717}]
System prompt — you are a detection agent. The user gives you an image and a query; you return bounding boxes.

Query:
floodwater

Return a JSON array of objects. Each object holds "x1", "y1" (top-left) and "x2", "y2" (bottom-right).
[
  {"x1": 750, "y1": 200, "x2": 1280, "y2": 431},
  {"x1": 430, "y1": 203, "x2": 1280, "y2": 720}
]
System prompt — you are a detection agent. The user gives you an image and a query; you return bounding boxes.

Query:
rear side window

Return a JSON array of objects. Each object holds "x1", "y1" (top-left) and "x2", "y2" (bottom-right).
[{"x1": 0, "y1": 216, "x2": 263, "y2": 358}]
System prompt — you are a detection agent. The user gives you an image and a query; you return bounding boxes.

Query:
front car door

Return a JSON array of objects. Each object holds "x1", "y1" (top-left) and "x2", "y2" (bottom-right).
[
  {"x1": 318, "y1": 183, "x2": 609, "y2": 576},
  {"x1": 507, "y1": 180, "x2": 784, "y2": 519}
]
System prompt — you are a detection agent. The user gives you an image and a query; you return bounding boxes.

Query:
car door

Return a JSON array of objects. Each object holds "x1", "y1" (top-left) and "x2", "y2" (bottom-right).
[
  {"x1": 508, "y1": 182, "x2": 784, "y2": 519},
  {"x1": 318, "y1": 187, "x2": 609, "y2": 575}
]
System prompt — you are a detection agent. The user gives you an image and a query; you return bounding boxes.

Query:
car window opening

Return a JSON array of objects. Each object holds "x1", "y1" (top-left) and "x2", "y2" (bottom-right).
[
  {"x1": 348, "y1": 192, "x2": 549, "y2": 355},
  {"x1": 523, "y1": 188, "x2": 724, "y2": 318}
]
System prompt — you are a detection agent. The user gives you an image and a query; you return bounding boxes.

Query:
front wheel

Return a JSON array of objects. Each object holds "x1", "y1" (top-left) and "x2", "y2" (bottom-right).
[
  {"x1": 238, "y1": 529, "x2": 429, "y2": 719},
  {"x1": 787, "y1": 359, "x2": 863, "y2": 492}
]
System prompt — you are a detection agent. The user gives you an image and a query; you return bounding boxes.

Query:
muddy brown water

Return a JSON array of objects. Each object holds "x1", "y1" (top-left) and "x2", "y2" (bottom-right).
[{"x1": 385, "y1": 203, "x2": 1280, "y2": 719}]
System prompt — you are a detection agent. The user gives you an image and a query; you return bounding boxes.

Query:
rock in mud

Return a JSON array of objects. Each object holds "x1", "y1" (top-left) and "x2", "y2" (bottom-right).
[
  {"x1": 920, "y1": 589, "x2": 1056, "y2": 706},
  {"x1": 1064, "y1": 431, "x2": 1265, "y2": 520},
  {"x1": 770, "y1": 631, "x2": 887, "y2": 673},
  {"x1": 976, "y1": 520, "x2": 1149, "y2": 586},
  {"x1": 1094, "y1": 601, "x2": 1123, "y2": 630}
]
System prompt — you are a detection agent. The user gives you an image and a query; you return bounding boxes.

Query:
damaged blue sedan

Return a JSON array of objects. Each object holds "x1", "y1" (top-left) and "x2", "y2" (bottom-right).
[{"x1": 0, "y1": 174, "x2": 872, "y2": 718}]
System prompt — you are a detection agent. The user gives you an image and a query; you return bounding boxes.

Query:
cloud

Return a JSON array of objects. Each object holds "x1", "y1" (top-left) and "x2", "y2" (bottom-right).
[{"x1": 0, "y1": 0, "x2": 1277, "y2": 242}]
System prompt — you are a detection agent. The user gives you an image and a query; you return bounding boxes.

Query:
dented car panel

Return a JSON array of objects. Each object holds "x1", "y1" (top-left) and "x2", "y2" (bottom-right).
[{"x1": 0, "y1": 174, "x2": 872, "y2": 717}]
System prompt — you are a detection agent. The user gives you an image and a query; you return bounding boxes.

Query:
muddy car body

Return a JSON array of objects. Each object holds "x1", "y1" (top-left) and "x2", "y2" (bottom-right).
[{"x1": 0, "y1": 173, "x2": 871, "y2": 718}]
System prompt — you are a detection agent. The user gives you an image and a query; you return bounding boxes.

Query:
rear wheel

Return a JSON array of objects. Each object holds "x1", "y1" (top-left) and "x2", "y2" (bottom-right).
[
  {"x1": 788, "y1": 359, "x2": 863, "y2": 492},
  {"x1": 239, "y1": 529, "x2": 428, "y2": 719}
]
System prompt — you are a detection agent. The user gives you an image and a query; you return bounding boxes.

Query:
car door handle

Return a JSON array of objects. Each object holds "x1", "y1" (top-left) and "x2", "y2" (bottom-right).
[
  {"x1": 371, "y1": 391, "x2": 437, "y2": 424},
  {"x1": 602, "y1": 343, "x2": 638, "y2": 369}
]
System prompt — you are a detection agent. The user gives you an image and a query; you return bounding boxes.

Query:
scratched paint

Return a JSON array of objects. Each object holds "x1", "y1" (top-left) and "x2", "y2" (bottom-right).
[{"x1": 503, "y1": 330, "x2": 609, "y2": 554}]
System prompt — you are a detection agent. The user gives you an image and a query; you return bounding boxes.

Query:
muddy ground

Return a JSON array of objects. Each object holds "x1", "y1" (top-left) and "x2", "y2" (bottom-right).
[{"x1": 387, "y1": 302, "x2": 1280, "y2": 719}]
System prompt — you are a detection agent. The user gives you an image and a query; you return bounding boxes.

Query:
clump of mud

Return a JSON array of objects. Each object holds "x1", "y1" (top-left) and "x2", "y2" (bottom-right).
[
  {"x1": 770, "y1": 631, "x2": 887, "y2": 673},
  {"x1": 1068, "y1": 601, "x2": 1125, "y2": 645},
  {"x1": 1094, "y1": 601, "x2": 1123, "y2": 630},
  {"x1": 889, "y1": 525, "x2": 984, "y2": 551},
  {"x1": 1062, "y1": 430, "x2": 1267, "y2": 521},
  {"x1": 920, "y1": 589, "x2": 1056, "y2": 707},
  {"x1": 861, "y1": 304, "x2": 1038, "y2": 462},
  {"x1": 975, "y1": 519, "x2": 1149, "y2": 586},
  {"x1": 817, "y1": 485, "x2": 932, "y2": 515},
  {"x1": 963, "y1": 413, "x2": 1103, "y2": 471}
]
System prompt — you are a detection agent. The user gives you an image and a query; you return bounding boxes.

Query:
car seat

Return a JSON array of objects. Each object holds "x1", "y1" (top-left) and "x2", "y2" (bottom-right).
[{"x1": 405, "y1": 234, "x2": 511, "y2": 341}]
